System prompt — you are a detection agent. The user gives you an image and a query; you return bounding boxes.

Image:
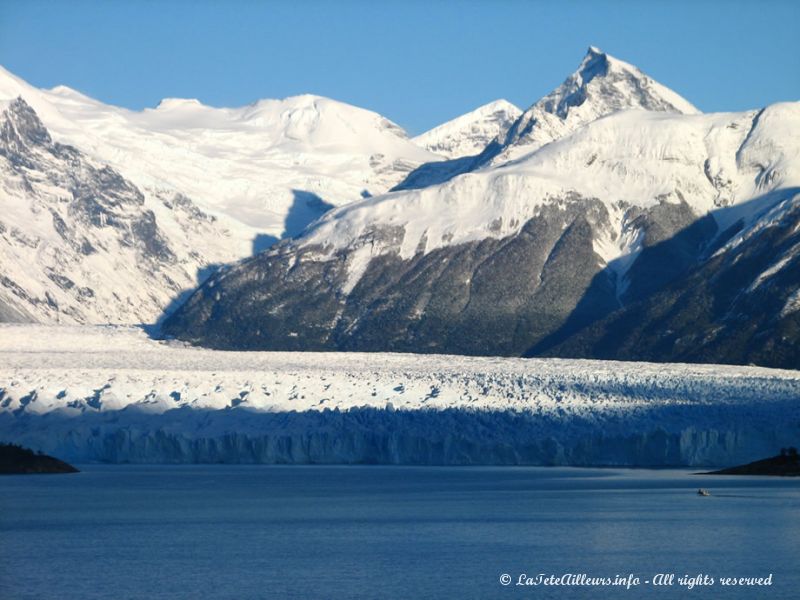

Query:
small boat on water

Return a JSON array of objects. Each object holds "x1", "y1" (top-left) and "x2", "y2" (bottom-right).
[{"x1": 697, "y1": 488, "x2": 711, "y2": 496}]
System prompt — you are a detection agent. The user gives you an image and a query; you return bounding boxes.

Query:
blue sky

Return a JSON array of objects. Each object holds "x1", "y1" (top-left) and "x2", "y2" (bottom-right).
[{"x1": 0, "y1": 0, "x2": 797, "y2": 135}]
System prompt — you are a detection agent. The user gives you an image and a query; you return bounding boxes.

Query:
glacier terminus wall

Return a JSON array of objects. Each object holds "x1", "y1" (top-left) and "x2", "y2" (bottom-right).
[{"x1": 2, "y1": 326, "x2": 798, "y2": 467}]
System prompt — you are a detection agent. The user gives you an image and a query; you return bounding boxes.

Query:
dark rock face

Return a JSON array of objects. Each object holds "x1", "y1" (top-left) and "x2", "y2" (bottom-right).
[
  {"x1": 621, "y1": 199, "x2": 718, "y2": 303},
  {"x1": 544, "y1": 196, "x2": 800, "y2": 370},
  {"x1": 0, "y1": 102, "x2": 178, "y2": 268},
  {"x1": 166, "y1": 197, "x2": 633, "y2": 355},
  {"x1": 0, "y1": 297, "x2": 33, "y2": 323},
  {"x1": 530, "y1": 199, "x2": 723, "y2": 353},
  {"x1": 0, "y1": 98, "x2": 52, "y2": 169},
  {"x1": 165, "y1": 191, "x2": 716, "y2": 357}
]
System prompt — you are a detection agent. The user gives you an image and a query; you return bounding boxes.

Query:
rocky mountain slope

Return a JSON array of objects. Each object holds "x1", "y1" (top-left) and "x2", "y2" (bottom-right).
[
  {"x1": 539, "y1": 188, "x2": 800, "y2": 369},
  {"x1": 0, "y1": 97, "x2": 248, "y2": 324},
  {"x1": 164, "y1": 50, "x2": 800, "y2": 369}
]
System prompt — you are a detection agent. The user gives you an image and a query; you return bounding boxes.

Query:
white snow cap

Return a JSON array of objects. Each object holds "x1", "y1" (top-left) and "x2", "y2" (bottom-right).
[
  {"x1": 154, "y1": 98, "x2": 205, "y2": 110},
  {"x1": 413, "y1": 99, "x2": 522, "y2": 159},
  {"x1": 494, "y1": 46, "x2": 700, "y2": 164},
  {"x1": 0, "y1": 64, "x2": 441, "y2": 235}
]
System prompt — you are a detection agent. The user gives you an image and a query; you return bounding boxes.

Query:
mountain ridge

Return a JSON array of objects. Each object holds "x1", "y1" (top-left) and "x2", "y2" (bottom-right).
[
  {"x1": 162, "y1": 49, "x2": 800, "y2": 368},
  {"x1": 393, "y1": 46, "x2": 700, "y2": 191}
]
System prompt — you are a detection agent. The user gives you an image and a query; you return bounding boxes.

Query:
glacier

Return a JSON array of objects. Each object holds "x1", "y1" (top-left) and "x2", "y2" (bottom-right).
[{"x1": 1, "y1": 325, "x2": 798, "y2": 466}]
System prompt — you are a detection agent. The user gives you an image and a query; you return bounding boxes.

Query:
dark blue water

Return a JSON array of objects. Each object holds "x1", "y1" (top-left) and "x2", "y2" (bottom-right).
[{"x1": 1, "y1": 466, "x2": 798, "y2": 599}]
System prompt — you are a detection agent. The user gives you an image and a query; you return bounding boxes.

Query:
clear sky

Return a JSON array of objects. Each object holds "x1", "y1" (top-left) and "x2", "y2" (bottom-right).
[{"x1": 0, "y1": 0, "x2": 797, "y2": 135}]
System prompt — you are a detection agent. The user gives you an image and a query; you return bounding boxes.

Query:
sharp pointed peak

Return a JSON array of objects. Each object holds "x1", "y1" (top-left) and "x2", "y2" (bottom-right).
[
  {"x1": 575, "y1": 46, "x2": 634, "y2": 81},
  {"x1": 545, "y1": 46, "x2": 699, "y2": 114},
  {"x1": 1, "y1": 95, "x2": 51, "y2": 146},
  {"x1": 494, "y1": 46, "x2": 700, "y2": 158},
  {"x1": 585, "y1": 45, "x2": 606, "y2": 60},
  {"x1": 6, "y1": 95, "x2": 36, "y2": 114}
]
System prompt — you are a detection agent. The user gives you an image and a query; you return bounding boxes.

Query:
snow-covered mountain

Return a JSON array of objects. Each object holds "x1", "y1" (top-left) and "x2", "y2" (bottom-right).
[
  {"x1": 412, "y1": 99, "x2": 521, "y2": 159},
  {"x1": 0, "y1": 65, "x2": 440, "y2": 236},
  {"x1": 0, "y1": 97, "x2": 251, "y2": 324},
  {"x1": 0, "y1": 66, "x2": 442, "y2": 324},
  {"x1": 164, "y1": 49, "x2": 800, "y2": 368},
  {"x1": 395, "y1": 47, "x2": 699, "y2": 191},
  {"x1": 2, "y1": 324, "x2": 799, "y2": 465},
  {"x1": 488, "y1": 46, "x2": 699, "y2": 166}
]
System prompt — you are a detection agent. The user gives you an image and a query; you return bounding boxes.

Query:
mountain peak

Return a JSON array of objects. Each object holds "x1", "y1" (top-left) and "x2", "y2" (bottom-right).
[
  {"x1": 481, "y1": 99, "x2": 520, "y2": 112},
  {"x1": 49, "y1": 84, "x2": 83, "y2": 97},
  {"x1": 581, "y1": 45, "x2": 608, "y2": 64},
  {"x1": 2, "y1": 96, "x2": 52, "y2": 147},
  {"x1": 388, "y1": 47, "x2": 702, "y2": 191},
  {"x1": 581, "y1": 46, "x2": 638, "y2": 69},
  {"x1": 489, "y1": 47, "x2": 699, "y2": 165},
  {"x1": 567, "y1": 49, "x2": 611, "y2": 94},
  {"x1": 412, "y1": 99, "x2": 522, "y2": 159},
  {"x1": 542, "y1": 47, "x2": 672, "y2": 119}
]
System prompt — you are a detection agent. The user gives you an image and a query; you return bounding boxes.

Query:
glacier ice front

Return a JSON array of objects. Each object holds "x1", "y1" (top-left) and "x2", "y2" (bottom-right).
[{"x1": 1, "y1": 325, "x2": 798, "y2": 466}]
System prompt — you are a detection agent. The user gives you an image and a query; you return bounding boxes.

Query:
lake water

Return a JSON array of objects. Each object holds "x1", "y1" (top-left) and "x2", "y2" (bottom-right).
[{"x1": 1, "y1": 465, "x2": 798, "y2": 599}]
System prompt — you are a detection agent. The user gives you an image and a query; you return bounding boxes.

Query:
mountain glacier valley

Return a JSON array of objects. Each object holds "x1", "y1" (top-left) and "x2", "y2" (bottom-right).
[{"x1": 1, "y1": 47, "x2": 798, "y2": 467}]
